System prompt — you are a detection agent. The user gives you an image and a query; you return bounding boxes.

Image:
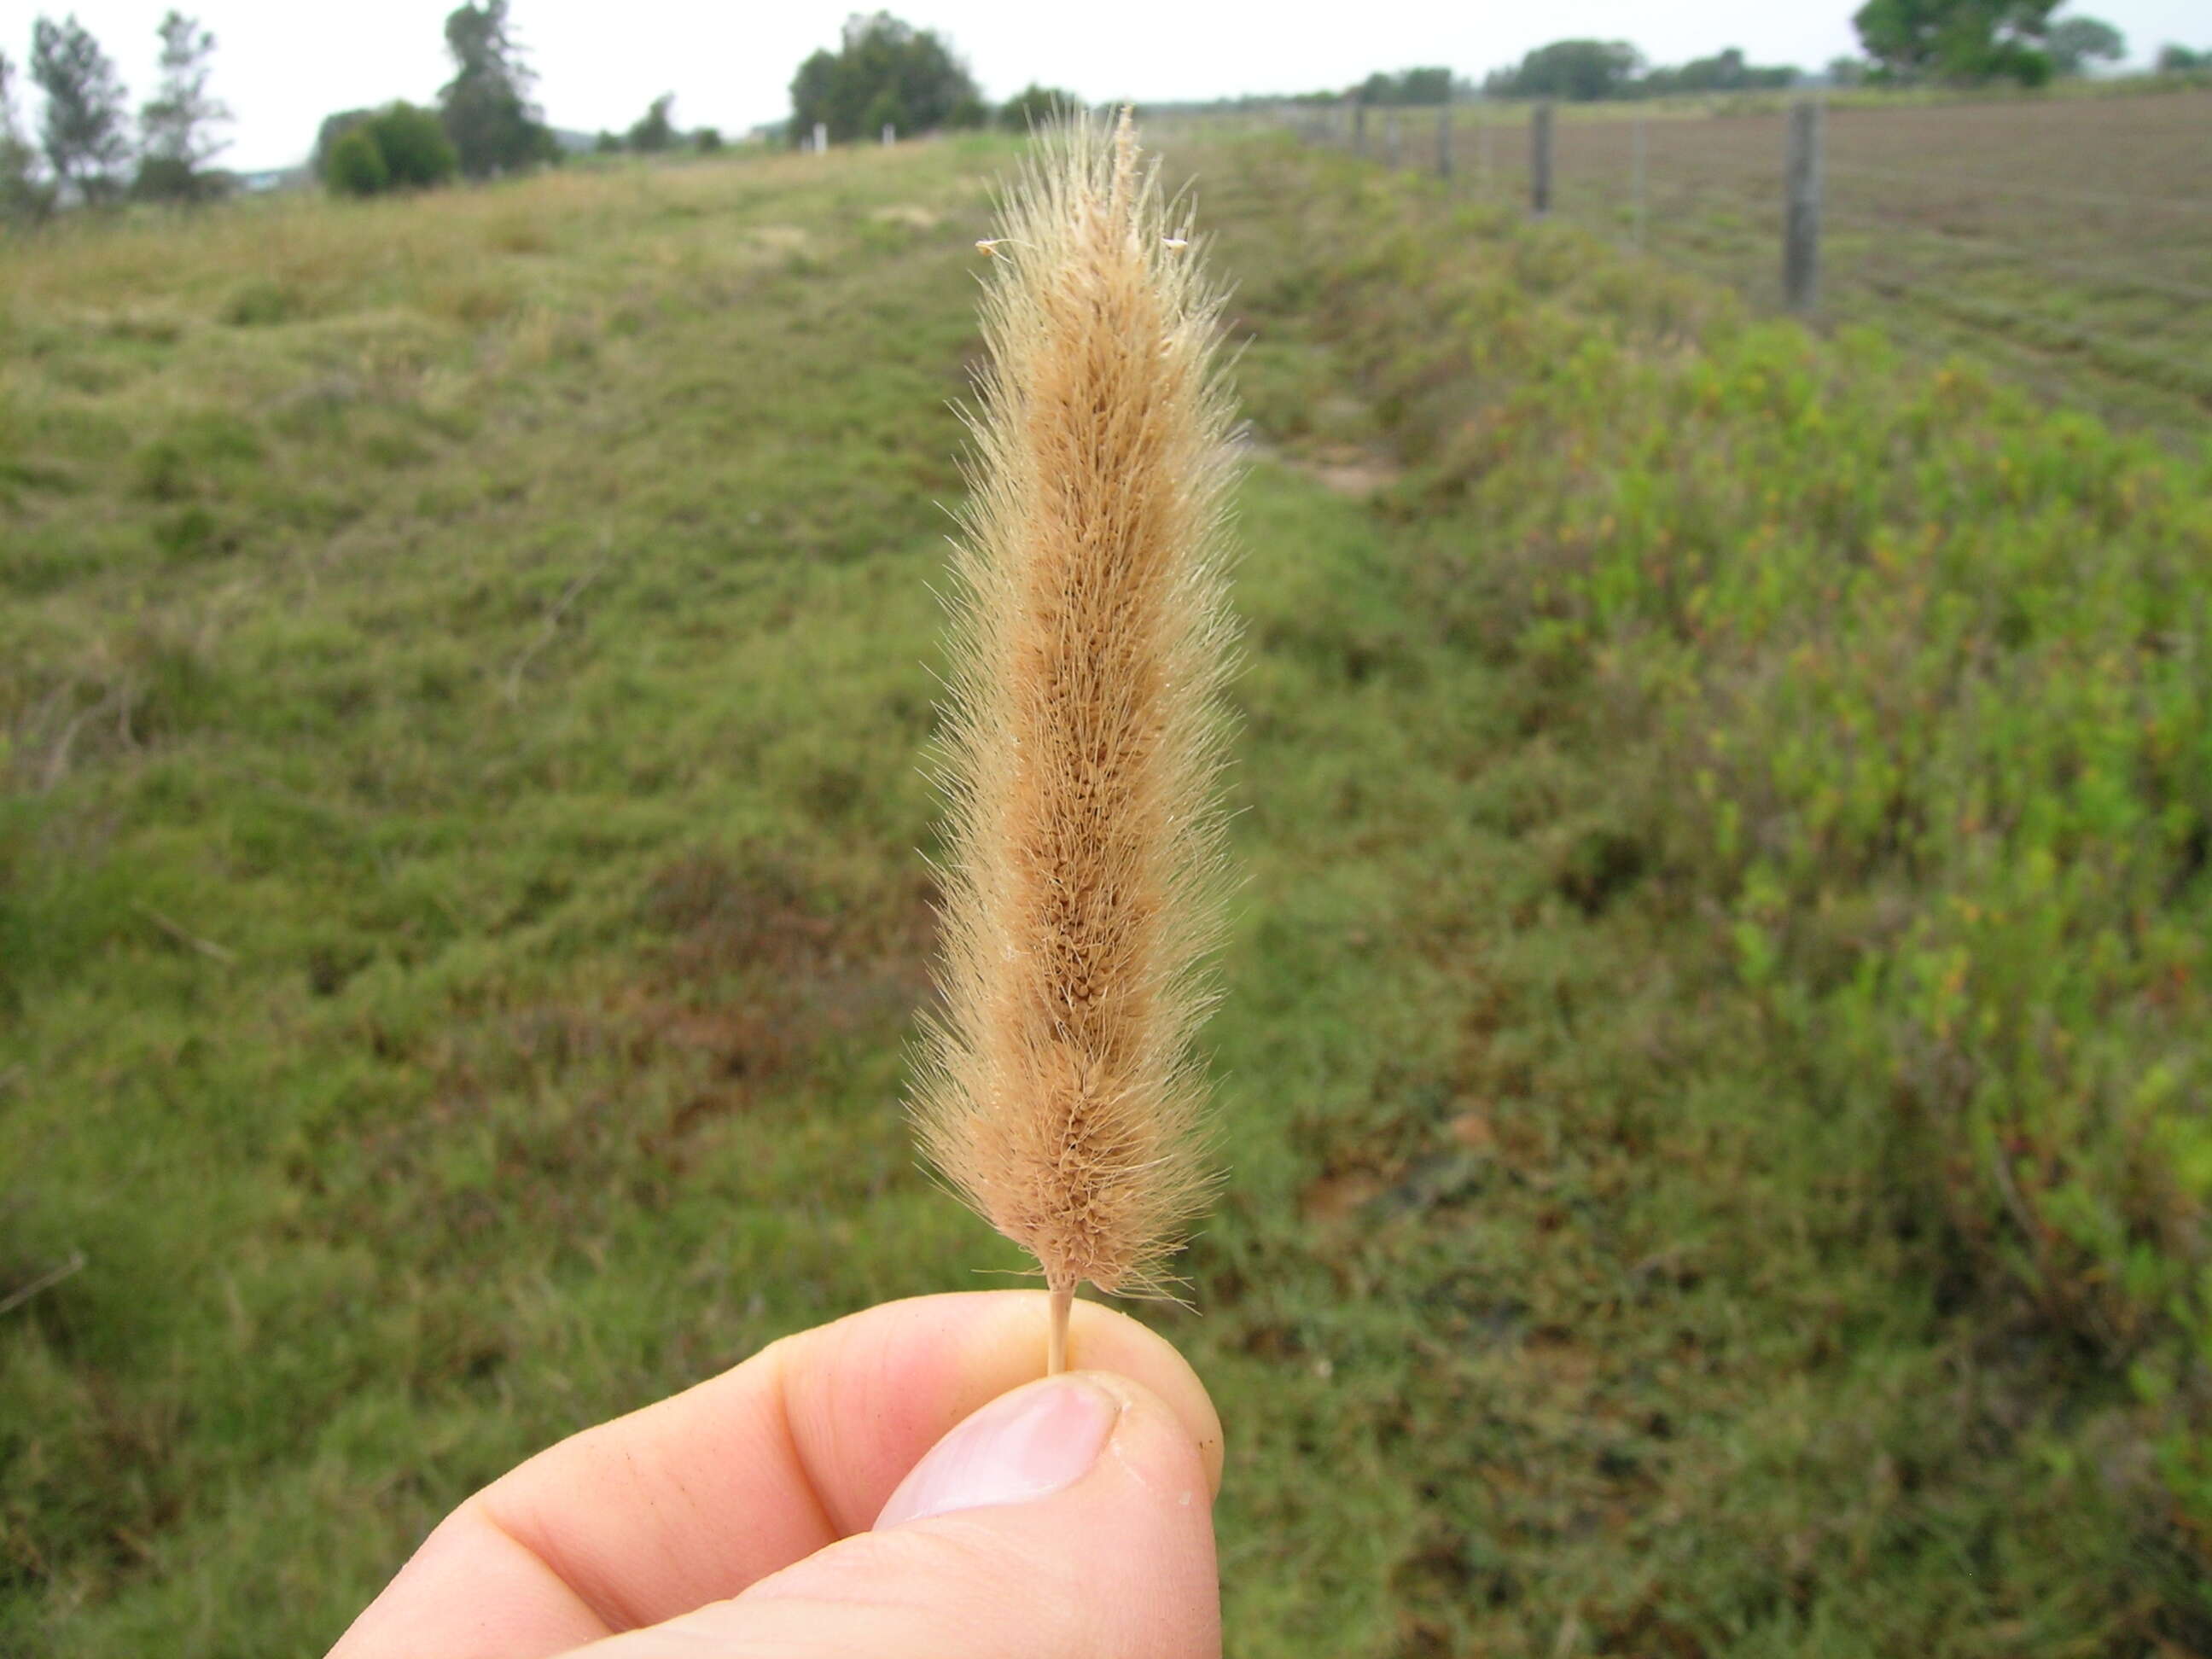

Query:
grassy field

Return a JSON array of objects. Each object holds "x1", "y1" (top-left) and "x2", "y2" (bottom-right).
[
  {"x1": 1278, "y1": 88, "x2": 2212, "y2": 445},
  {"x1": 3, "y1": 131, "x2": 2210, "y2": 1656}
]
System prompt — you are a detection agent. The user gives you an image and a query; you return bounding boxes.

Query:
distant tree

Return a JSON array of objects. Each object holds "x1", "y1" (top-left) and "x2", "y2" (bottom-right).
[
  {"x1": 694, "y1": 125, "x2": 723, "y2": 153},
  {"x1": 2155, "y1": 43, "x2": 2206, "y2": 72},
  {"x1": 1825, "y1": 54, "x2": 1871, "y2": 85},
  {"x1": 789, "y1": 49, "x2": 835, "y2": 139},
  {"x1": 1353, "y1": 67, "x2": 1452, "y2": 105},
  {"x1": 370, "y1": 102, "x2": 461, "y2": 186},
  {"x1": 324, "y1": 127, "x2": 388, "y2": 196},
  {"x1": 787, "y1": 13, "x2": 981, "y2": 144},
  {"x1": 439, "y1": 1, "x2": 557, "y2": 177},
  {"x1": 30, "y1": 15, "x2": 131, "y2": 201},
  {"x1": 136, "y1": 12, "x2": 231, "y2": 202},
  {"x1": 0, "y1": 52, "x2": 55, "y2": 224},
  {"x1": 998, "y1": 83, "x2": 1081, "y2": 130},
  {"x1": 1485, "y1": 40, "x2": 1643, "y2": 101},
  {"x1": 1403, "y1": 67, "x2": 1453, "y2": 103},
  {"x1": 1639, "y1": 47, "x2": 1798, "y2": 96},
  {"x1": 1852, "y1": 0, "x2": 2059, "y2": 85},
  {"x1": 626, "y1": 93, "x2": 675, "y2": 152},
  {"x1": 592, "y1": 128, "x2": 620, "y2": 153},
  {"x1": 319, "y1": 102, "x2": 458, "y2": 195},
  {"x1": 312, "y1": 108, "x2": 376, "y2": 176},
  {"x1": 2047, "y1": 15, "x2": 2126, "y2": 74}
]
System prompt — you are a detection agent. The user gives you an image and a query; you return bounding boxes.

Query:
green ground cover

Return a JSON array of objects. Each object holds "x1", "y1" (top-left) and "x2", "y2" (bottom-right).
[{"x1": 3, "y1": 133, "x2": 2208, "y2": 1655}]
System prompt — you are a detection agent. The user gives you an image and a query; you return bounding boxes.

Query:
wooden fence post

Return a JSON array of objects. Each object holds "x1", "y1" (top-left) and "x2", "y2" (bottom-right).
[
  {"x1": 1478, "y1": 104, "x2": 1491, "y2": 189},
  {"x1": 882, "y1": 123, "x2": 894, "y2": 145},
  {"x1": 1385, "y1": 112, "x2": 1401, "y2": 168},
  {"x1": 1436, "y1": 99, "x2": 1453, "y2": 178},
  {"x1": 1352, "y1": 96, "x2": 1366, "y2": 156},
  {"x1": 1531, "y1": 102, "x2": 1553, "y2": 216},
  {"x1": 1632, "y1": 114, "x2": 1647, "y2": 247},
  {"x1": 813, "y1": 121, "x2": 828, "y2": 154},
  {"x1": 1784, "y1": 99, "x2": 1823, "y2": 313}
]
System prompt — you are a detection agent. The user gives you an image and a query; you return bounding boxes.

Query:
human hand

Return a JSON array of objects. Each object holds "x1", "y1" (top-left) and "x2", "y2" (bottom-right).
[{"x1": 327, "y1": 1290, "x2": 1225, "y2": 1658}]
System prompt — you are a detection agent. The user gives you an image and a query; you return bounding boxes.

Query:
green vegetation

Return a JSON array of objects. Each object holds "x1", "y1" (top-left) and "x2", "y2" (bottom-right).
[
  {"x1": 312, "y1": 3, "x2": 552, "y2": 194},
  {"x1": 0, "y1": 52, "x2": 51, "y2": 224},
  {"x1": 435, "y1": 0, "x2": 558, "y2": 179},
  {"x1": 788, "y1": 10, "x2": 985, "y2": 146},
  {"x1": 15, "y1": 9, "x2": 233, "y2": 212},
  {"x1": 1208, "y1": 142, "x2": 2209, "y2": 1650},
  {"x1": 2049, "y1": 15, "x2": 2128, "y2": 77},
  {"x1": 3, "y1": 129, "x2": 2209, "y2": 1656},
  {"x1": 996, "y1": 83, "x2": 1082, "y2": 131},
  {"x1": 27, "y1": 15, "x2": 130, "y2": 202},
  {"x1": 1476, "y1": 41, "x2": 1798, "y2": 102},
  {"x1": 317, "y1": 102, "x2": 459, "y2": 196},
  {"x1": 1354, "y1": 67, "x2": 1456, "y2": 106},
  {"x1": 624, "y1": 91, "x2": 678, "y2": 154},
  {"x1": 1848, "y1": 0, "x2": 2128, "y2": 86},
  {"x1": 132, "y1": 11, "x2": 233, "y2": 205},
  {"x1": 321, "y1": 127, "x2": 388, "y2": 197}
]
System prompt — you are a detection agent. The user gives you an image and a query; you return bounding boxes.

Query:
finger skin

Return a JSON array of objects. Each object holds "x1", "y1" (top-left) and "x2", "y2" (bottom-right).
[
  {"x1": 562, "y1": 1371, "x2": 1220, "y2": 1659},
  {"x1": 328, "y1": 1292, "x2": 1222, "y2": 1659}
]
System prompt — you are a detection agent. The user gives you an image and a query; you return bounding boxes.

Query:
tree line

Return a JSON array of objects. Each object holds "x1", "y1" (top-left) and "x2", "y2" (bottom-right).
[
  {"x1": 2, "y1": 10, "x2": 231, "y2": 220},
  {"x1": 0, "y1": 3, "x2": 564, "y2": 214},
  {"x1": 313, "y1": 0, "x2": 556, "y2": 197},
  {"x1": 0, "y1": 5, "x2": 1105, "y2": 219},
  {"x1": 7, "y1": 2, "x2": 2203, "y2": 224},
  {"x1": 1480, "y1": 3, "x2": 2137, "y2": 100},
  {"x1": 785, "y1": 14, "x2": 1082, "y2": 144}
]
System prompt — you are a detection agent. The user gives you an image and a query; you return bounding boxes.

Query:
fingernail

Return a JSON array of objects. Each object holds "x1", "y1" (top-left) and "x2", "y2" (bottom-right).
[{"x1": 874, "y1": 1376, "x2": 1119, "y2": 1529}]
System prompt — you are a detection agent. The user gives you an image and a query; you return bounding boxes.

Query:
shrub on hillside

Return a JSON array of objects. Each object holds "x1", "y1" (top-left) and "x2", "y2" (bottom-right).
[
  {"x1": 319, "y1": 102, "x2": 458, "y2": 197},
  {"x1": 1233, "y1": 153, "x2": 2212, "y2": 1539},
  {"x1": 369, "y1": 103, "x2": 460, "y2": 188},
  {"x1": 323, "y1": 128, "x2": 387, "y2": 198},
  {"x1": 998, "y1": 84, "x2": 1081, "y2": 131},
  {"x1": 788, "y1": 12, "x2": 981, "y2": 144},
  {"x1": 626, "y1": 93, "x2": 676, "y2": 154},
  {"x1": 132, "y1": 153, "x2": 232, "y2": 204}
]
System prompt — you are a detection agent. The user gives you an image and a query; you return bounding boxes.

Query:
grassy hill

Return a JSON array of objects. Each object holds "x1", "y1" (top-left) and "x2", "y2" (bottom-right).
[{"x1": 3, "y1": 134, "x2": 2209, "y2": 1655}]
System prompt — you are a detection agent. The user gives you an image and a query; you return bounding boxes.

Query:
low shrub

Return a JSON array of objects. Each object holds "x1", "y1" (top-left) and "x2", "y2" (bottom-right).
[
  {"x1": 321, "y1": 103, "x2": 458, "y2": 198},
  {"x1": 1227, "y1": 143, "x2": 2212, "y2": 1537}
]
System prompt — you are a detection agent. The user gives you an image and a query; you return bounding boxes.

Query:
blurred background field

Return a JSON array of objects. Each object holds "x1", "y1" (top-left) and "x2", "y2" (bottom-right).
[
  {"x1": 6, "y1": 21, "x2": 2212, "y2": 1659},
  {"x1": 1205, "y1": 84, "x2": 2212, "y2": 444}
]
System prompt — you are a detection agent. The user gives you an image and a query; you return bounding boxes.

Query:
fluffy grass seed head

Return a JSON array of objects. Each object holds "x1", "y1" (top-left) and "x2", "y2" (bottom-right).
[{"x1": 911, "y1": 111, "x2": 1238, "y2": 1360}]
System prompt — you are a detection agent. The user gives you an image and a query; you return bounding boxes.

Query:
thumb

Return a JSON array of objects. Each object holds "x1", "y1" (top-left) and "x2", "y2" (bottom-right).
[{"x1": 568, "y1": 1371, "x2": 1220, "y2": 1659}]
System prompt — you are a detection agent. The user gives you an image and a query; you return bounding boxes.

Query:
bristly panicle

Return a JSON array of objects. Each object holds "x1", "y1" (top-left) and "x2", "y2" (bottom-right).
[{"x1": 911, "y1": 110, "x2": 1238, "y2": 1336}]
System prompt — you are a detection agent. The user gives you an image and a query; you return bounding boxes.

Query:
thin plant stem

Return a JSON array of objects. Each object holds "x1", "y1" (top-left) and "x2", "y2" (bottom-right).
[{"x1": 1048, "y1": 1280, "x2": 1074, "y2": 1375}]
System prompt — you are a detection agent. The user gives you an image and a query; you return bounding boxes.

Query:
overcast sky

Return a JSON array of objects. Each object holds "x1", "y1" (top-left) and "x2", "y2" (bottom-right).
[{"x1": 10, "y1": 0, "x2": 2206, "y2": 172}]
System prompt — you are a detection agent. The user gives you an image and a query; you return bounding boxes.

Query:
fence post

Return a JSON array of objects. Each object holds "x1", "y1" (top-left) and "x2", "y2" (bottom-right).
[
  {"x1": 1436, "y1": 97, "x2": 1452, "y2": 179},
  {"x1": 1632, "y1": 113, "x2": 1647, "y2": 247},
  {"x1": 1530, "y1": 102, "x2": 1553, "y2": 216},
  {"x1": 1385, "y1": 112, "x2": 1400, "y2": 168},
  {"x1": 1351, "y1": 96, "x2": 1366, "y2": 156},
  {"x1": 1478, "y1": 104, "x2": 1491, "y2": 189},
  {"x1": 1783, "y1": 99, "x2": 1823, "y2": 313},
  {"x1": 813, "y1": 121, "x2": 828, "y2": 154}
]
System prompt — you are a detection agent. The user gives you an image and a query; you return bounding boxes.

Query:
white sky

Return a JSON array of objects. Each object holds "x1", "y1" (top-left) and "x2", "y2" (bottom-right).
[{"x1": 8, "y1": 0, "x2": 2204, "y2": 172}]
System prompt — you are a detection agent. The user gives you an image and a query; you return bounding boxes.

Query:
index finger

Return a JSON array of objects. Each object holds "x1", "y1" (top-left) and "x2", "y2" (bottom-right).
[{"x1": 328, "y1": 1290, "x2": 1223, "y2": 1659}]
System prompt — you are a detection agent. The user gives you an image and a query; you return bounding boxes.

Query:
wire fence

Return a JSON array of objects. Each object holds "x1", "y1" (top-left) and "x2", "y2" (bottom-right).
[{"x1": 1164, "y1": 90, "x2": 2212, "y2": 444}]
